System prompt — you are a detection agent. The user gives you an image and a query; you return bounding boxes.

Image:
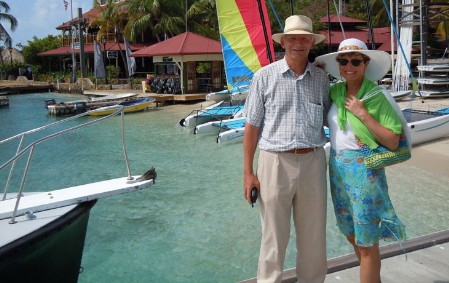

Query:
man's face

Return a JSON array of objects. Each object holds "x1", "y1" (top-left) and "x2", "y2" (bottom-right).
[{"x1": 281, "y1": 34, "x2": 315, "y2": 60}]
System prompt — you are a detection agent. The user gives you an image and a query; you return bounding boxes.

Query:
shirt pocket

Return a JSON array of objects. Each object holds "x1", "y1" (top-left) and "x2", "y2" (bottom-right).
[{"x1": 304, "y1": 101, "x2": 324, "y2": 130}]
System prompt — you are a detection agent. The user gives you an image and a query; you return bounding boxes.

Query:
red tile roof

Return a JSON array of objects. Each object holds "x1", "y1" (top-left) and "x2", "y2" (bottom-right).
[
  {"x1": 56, "y1": 7, "x2": 104, "y2": 30},
  {"x1": 131, "y1": 32, "x2": 222, "y2": 57},
  {"x1": 37, "y1": 42, "x2": 146, "y2": 56},
  {"x1": 320, "y1": 14, "x2": 367, "y2": 24},
  {"x1": 320, "y1": 27, "x2": 395, "y2": 52}
]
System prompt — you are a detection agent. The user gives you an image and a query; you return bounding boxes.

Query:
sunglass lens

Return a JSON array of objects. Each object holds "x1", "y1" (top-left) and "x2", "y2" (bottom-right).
[
  {"x1": 351, "y1": 59, "x2": 363, "y2": 66},
  {"x1": 337, "y1": 58, "x2": 348, "y2": 66},
  {"x1": 337, "y1": 58, "x2": 363, "y2": 67}
]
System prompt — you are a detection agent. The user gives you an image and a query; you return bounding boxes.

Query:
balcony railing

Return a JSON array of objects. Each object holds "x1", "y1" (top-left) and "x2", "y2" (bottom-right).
[{"x1": 61, "y1": 33, "x2": 115, "y2": 47}]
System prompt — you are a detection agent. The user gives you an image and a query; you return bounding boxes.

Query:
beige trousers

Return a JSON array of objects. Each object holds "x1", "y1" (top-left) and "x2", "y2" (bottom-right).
[{"x1": 256, "y1": 148, "x2": 327, "y2": 283}]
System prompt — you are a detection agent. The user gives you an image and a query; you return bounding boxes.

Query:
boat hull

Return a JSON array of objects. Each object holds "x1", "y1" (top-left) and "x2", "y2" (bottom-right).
[
  {"x1": 217, "y1": 127, "x2": 245, "y2": 143},
  {"x1": 88, "y1": 98, "x2": 155, "y2": 116},
  {"x1": 0, "y1": 200, "x2": 96, "y2": 283},
  {"x1": 194, "y1": 117, "x2": 246, "y2": 135},
  {"x1": 404, "y1": 109, "x2": 449, "y2": 145}
]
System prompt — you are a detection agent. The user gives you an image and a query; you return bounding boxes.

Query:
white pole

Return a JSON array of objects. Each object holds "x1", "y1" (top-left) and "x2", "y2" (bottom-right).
[
  {"x1": 70, "y1": 0, "x2": 76, "y2": 84},
  {"x1": 390, "y1": 0, "x2": 395, "y2": 73}
]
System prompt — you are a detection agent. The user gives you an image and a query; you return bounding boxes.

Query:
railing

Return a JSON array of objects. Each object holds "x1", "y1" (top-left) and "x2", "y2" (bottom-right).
[
  {"x1": 0, "y1": 105, "x2": 132, "y2": 223},
  {"x1": 61, "y1": 33, "x2": 115, "y2": 47}
]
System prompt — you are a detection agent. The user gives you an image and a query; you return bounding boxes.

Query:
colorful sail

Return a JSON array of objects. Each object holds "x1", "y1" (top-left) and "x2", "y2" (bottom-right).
[{"x1": 216, "y1": 0, "x2": 275, "y2": 90}]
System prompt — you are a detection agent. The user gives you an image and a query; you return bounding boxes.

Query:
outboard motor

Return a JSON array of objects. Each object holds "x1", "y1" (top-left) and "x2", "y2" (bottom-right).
[
  {"x1": 44, "y1": 99, "x2": 56, "y2": 108},
  {"x1": 74, "y1": 102, "x2": 87, "y2": 114}
]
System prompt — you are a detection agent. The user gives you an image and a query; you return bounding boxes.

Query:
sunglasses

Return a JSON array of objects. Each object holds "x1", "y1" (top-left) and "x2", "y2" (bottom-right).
[{"x1": 336, "y1": 58, "x2": 367, "y2": 67}]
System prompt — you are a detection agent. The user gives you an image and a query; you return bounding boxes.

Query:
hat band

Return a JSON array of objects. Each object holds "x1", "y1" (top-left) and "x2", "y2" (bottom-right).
[
  {"x1": 284, "y1": 27, "x2": 312, "y2": 33},
  {"x1": 338, "y1": 45, "x2": 365, "y2": 51}
]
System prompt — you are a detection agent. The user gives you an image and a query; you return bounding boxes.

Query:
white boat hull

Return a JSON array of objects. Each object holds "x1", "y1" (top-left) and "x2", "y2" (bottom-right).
[
  {"x1": 417, "y1": 64, "x2": 449, "y2": 72},
  {"x1": 194, "y1": 115, "x2": 246, "y2": 135},
  {"x1": 205, "y1": 85, "x2": 249, "y2": 103},
  {"x1": 0, "y1": 199, "x2": 95, "y2": 282},
  {"x1": 417, "y1": 77, "x2": 449, "y2": 85},
  {"x1": 217, "y1": 127, "x2": 245, "y2": 143},
  {"x1": 419, "y1": 90, "x2": 449, "y2": 98},
  {"x1": 391, "y1": 90, "x2": 411, "y2": 101},
  {"x1": 404, "y1": 109, "x2": 449, "y2": 145},
  {"x1": 179, "y1": 101, "x2": 224, "y2": 127}
]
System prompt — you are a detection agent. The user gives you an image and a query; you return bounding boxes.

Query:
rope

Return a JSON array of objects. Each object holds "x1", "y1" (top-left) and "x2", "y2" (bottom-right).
[
  {"x1": 267, "y1": 0, "x2": 283, "y2": 31},
  {"x1": 381, "y1": 0, "x2": 423, "y2": 99},
  {"x1": 332, "y1": 0, "x2": 346, "y2": 40}
]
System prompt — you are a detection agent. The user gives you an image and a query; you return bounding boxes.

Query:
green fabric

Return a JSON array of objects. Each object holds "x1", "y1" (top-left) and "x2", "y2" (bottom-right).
[{"x1": 330, "y1": 77, "x2": 403, "y2": 149}]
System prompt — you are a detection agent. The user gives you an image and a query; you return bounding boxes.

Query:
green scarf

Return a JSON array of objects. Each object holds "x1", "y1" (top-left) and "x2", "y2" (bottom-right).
[{"x1": 330, "y1": 77, "x2": 403, "y2": 149}]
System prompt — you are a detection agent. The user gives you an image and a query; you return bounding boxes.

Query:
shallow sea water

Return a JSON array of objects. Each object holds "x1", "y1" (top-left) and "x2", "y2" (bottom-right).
[{"x1": 1, "y1": 93, "x2": 448, "y2": 282}]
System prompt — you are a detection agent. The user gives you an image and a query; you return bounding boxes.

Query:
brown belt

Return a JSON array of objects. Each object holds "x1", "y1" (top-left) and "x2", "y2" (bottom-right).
[{"x1": 284, "y1": 148, "x2": 315, "y2": 154}]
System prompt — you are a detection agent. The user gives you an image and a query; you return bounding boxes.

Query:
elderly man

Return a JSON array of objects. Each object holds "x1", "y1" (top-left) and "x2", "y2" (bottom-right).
[{"x1": 243, "y1": 15, "x2": 330, "y2": 283}]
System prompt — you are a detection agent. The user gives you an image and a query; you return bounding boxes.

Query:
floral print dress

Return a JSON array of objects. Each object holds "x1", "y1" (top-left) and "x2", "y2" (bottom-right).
[{"x1": 329, "y1": 148, "x2": 406, "y2": 247}]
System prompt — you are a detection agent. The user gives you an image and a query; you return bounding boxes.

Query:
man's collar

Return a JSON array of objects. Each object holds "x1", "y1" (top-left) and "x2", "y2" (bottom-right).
[{"x1": 280, "y1": 57, "x2": 312, "y2": 77}]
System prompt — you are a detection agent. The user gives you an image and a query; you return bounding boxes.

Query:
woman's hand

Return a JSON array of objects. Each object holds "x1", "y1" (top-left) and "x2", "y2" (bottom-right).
[
  {"x1": 345, "y1": 95, "x2": 400, "y2": 150},
  {"x1": 345, "y1": 96, "x2": 369, "y2": 120}
]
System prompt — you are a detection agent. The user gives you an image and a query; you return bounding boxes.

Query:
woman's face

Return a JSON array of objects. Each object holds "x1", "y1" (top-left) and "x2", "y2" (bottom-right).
[{"x1": 336, "y1": 52, "x2": 369, "y2": 83}]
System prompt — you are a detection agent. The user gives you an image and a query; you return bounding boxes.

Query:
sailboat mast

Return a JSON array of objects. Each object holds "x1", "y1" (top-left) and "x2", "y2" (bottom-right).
[
  {"x1": 257, "y1": 0, "x2": 274, "y2": 63},
  {"x1": 327, "y1": 0, "x2": 332, "y2": 52}
]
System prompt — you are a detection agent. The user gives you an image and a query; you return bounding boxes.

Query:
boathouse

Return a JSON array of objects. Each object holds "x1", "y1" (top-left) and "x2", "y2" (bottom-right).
[{"x1": 131, "y1": 32, "x2": 224, "y2": 94}]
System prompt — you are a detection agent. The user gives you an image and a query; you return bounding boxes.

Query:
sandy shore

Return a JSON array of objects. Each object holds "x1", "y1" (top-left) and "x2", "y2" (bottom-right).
[
  {"x1": 396, "y1": 95, "x2": 449, "y2": 111},
  {"x1": 406, "y1": 136, "x2": 449, "y2": 176}
]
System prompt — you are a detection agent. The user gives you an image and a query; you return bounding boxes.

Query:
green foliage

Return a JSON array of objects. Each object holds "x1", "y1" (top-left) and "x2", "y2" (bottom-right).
[
  {"x1": 196, "y1": 62, "x2": 211, "y2": 74},
  {"x1": 106, "y1": 65, "x2": 119, "y2": 80},
  {"x1": 21, "y1": 35, "x2": 62, "y2": 73},
  {"x1": 0, "y1": 61, "x2": 26, "y2": 77}
]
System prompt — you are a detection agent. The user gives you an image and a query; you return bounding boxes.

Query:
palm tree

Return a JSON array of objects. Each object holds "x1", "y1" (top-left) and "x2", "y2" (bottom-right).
[
  {"x1": 0, "y1": 1, "x2": 18, "y2": 66},
  {"x1": 125, "y1": 0, "x2": 218, "y2": 43},
  {"x1": 124, "y1": 0, "x2": 164, "y2": 42},
  {"x1": 91, "y1": 0, "x2": 129, "y2": 79},
  {"x1": 188, "y1": 0, "x2": 218, "y2": 40}
]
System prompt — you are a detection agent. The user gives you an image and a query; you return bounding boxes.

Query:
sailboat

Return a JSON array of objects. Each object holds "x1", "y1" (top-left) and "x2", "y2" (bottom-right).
[
  {"x1": 181, "y1": 0, "x2": 274, "y2": 132},
  {"x1": 207, "y1": 0, "x2": 275, "y2": 103},
  {"x1": 385, "y1": 0, "x2": 449, "y2": 144}
]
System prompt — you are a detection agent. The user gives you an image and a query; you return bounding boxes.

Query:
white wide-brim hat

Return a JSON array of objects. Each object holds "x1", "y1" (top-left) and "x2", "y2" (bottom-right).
[
  {"x1": 314, "y1": 38, "x2": 391, "y2": 81},
  {"x1": 272, "y1": 15, "x2": 325, "y2": 45}
]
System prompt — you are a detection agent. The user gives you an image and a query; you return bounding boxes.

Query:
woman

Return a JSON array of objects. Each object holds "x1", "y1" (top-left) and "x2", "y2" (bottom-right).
[{"x1": 315, "y1": 38, "x2": 407, "y2": 283}]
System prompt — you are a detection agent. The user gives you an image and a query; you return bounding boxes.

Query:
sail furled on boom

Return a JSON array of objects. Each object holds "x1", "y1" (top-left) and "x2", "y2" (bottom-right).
[{"x1": 216, "y1": 0, "x2": 275, "y2": 90}]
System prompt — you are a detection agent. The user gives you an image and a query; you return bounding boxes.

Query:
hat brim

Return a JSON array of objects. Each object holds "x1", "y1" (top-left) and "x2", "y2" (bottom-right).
[
  {"x1": 314, "y1": 50, "x2": 391, "y2": 81},
  {"x1": 272, "y1": 31, "x2": 325, "y2": 45}
]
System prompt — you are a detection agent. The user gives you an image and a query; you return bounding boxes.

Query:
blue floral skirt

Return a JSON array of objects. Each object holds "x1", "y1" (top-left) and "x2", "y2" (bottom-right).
[{"x1": 329, "y1": 148, "x2": 406, "y2": 247}]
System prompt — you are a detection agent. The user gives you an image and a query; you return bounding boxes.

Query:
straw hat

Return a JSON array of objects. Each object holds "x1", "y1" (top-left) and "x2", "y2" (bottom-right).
[
  {"x1": 272, "y1": 15, "x2": 325, "y2": 45},
  {"x1": 314, "y1": 38, "x2": 391, "y2": 81}
]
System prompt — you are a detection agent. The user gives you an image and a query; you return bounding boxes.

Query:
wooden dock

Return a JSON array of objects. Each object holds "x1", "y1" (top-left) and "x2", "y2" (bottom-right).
[
  {"x1": 147, "y1": 93, "x2": 206, "y2": 105},
  {"x1": 84, "y1": 90, "x2": 207, "y2": 106},
  {"x1": 0, "y1": 83, "x2": 53, "y2": 94},
  {"x1": 240, "y1": 230, "x2": 449, "y2": 283}
]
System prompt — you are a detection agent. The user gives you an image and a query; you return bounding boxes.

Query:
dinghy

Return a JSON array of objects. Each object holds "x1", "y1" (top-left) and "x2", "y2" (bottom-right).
[{"x1": 88, "y1": 97, "x2": 155, "y2": 116}]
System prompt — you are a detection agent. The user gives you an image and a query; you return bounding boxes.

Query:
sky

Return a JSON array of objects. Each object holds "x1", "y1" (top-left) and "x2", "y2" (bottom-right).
[{"x1": 3, "y1": 0, "x2": 93, "y2": 48}]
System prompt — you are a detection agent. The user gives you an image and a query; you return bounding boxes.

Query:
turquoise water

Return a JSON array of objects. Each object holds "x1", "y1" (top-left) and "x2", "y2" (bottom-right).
[{"x1": 1, "y1": 93, "x2": 448, "y2": 282}]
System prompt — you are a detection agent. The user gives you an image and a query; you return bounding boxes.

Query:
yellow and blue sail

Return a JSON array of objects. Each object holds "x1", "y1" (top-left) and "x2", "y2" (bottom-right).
[{"x1": 216, "y1": 0, "x2": 274, "y2": 90}]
